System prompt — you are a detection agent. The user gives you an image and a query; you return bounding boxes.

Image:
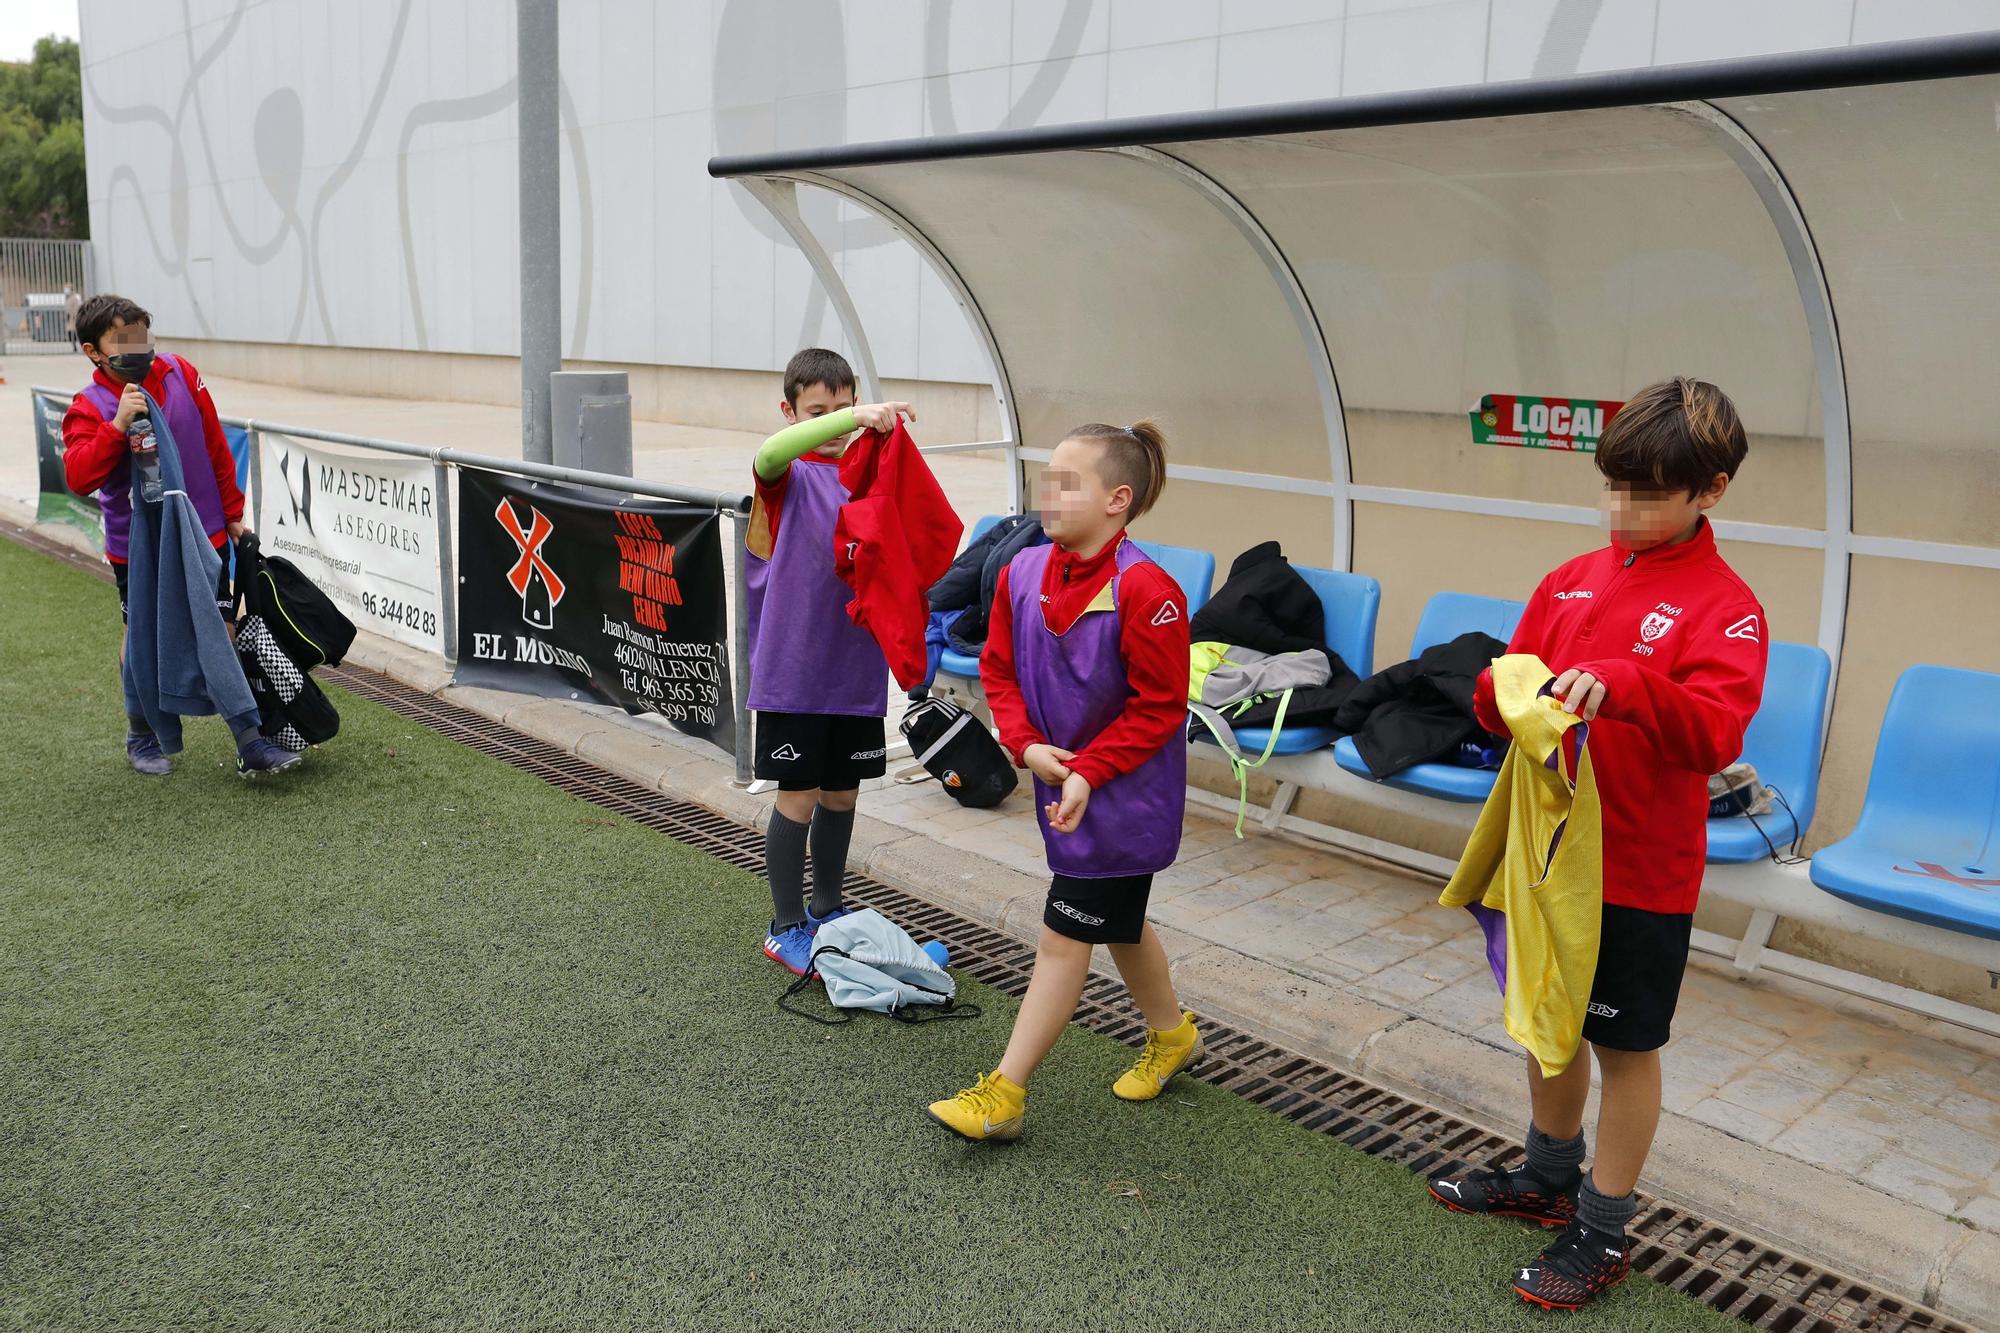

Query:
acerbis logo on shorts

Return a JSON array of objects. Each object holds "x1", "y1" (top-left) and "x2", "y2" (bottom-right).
[
  {"x1": 850, "y1": 747, "x2": 886, "y2": 762},
  {"x1": 1586, "y1": 1001, "x2": 1621, "y2": 1018},
  {"x1": 1050, "y1": 900, "x2": 1106, "y2": 927},
  {"x1": 769, "y1": 743, "x2": 803, "y2": 762}
]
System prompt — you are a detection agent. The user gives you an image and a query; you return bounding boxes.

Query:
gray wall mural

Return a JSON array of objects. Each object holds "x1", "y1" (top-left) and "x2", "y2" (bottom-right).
[{"x1": 80, "y1": 0, "x2": 2000, "y2": 385}]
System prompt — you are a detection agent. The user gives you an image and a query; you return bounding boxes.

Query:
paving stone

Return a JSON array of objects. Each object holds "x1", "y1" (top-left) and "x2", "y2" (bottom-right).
[
  {"x1": 1958, "y1": 1192, "x2": 2000, "y2": 1231},
  {"x1": 1893, "y1": 1106, "x2": 2000, "y2": 1180},
  {"x1": 1188, "y1": 896, "x2": 1328, "y2": 955},
  {"x1": 1352, "y1": 960, "x2": 1453, "y2": 1008},
  {"x1": 1936, "y1": 1087, "x2": 2000, "y2": 1139},
  {"x1": 1690, "y1": 1096, "x2": 1787, "y2": 1147},
  {"x1": 1770, "y1": 1104, "x2": 1892, "y2": 1174},
  {"x1": 1324, "y1": 927, "x2": 1431, "y2": 977},
  {"x1": 1859, "y1": 1151, "x2": 1975, "y2": 1215},
  {"x1": 1935, "y1": 1230, "x2": 2000, "y2": 1329},
  {"x1": 1660, "y1": 1034, "x2": 1761, "y2": 1090},
  {"x1": 1712, "y1": 1067, "x2": 1831, "y2": 1124}
]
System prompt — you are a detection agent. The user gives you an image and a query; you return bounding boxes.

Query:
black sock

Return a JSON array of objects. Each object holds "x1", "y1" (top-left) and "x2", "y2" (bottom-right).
[
  {"x1": 765, "y1": 811, "x2": 810, "y2": 930},
  {"x1": 126, "y1": 713, "x2": 153, "y2": 739},
  {"x1": 229, "y1": 718, "x2": 264, "y2": 751},
  {"x1": 809, "y1": 804, "x2": 855, "y2": 919},
  {"x1": 1524, "y1": 1123, "x2": 1586, "y2": 1191},
  {"x1": 1577, "y1": 1173, "x2": 1637, "y2": 1241}
]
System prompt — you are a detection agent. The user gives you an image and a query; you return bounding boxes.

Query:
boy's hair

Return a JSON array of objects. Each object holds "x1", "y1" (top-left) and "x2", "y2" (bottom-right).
[
  {"x1": 783, "y1": 347, "x2": 856, "y2": 407},
  {"x1": 1066, "y1": 420, "x2": 1169, "y2": 520},
  {"x1": 1596, "y1": 377, "x2": 1747, "y2": 495},
  {"x1": 75, "y1": 294, "x2": 151, "y2": 350}
]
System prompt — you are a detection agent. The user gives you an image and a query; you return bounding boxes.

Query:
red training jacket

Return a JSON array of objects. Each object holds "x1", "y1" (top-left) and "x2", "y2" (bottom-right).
[
  {"x1": 983, "y1": 531, "x2": 1190, "y2": 790},
  {"x1": 63, "y1": 353, "x2": 243, "y2": 560},
  {"x1": 1472, "y1": 517, "x2": 1768, "y2": 914},
  {"x1": 833, "y1": 423, "x2": 963, "y2": 690}
]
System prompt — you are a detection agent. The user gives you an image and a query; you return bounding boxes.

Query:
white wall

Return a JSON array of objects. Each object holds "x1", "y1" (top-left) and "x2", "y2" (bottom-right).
[{"x1": 80, "y1": 0, "x2": 2000, "y2": 389}]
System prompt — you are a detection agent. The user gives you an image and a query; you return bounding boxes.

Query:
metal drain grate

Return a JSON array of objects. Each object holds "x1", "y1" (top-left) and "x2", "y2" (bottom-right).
[
  {"x1": 321, "y1": 661, "x2": 1974, "y2": 1333},
  {"x1": 0, "y1": 525, "x2": 1968, "y2": 1333}
]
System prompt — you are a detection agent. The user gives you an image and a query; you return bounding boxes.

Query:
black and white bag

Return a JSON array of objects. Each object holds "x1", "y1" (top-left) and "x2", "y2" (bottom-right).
[{"x1": 899, "y1": 697, "x2": 1017, "y2": 809}]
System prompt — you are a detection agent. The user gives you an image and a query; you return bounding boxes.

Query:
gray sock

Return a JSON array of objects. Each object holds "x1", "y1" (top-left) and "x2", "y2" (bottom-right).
[
  {"x1": 1525, "y1": 1123, "x2": 1586, "y2": 1190},
  {"x1": 809, "y1": 804, "x2": 856, "y2": 919},
  {"x1": 229, "y1": 718, "x2": 263, "y2": 751},
  {"x1": 1578, "y1": 1173, "x2": 1638, "y2": 1239},
  {"x1": 765, "y1": 811, "x2": 810, "y2": 930}
]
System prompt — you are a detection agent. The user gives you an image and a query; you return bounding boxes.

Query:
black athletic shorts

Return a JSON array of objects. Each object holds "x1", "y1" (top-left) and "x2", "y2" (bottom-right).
[
  {"x1": 1044, "y1": 873, "x2": 1154, "y2": 945},
  {"x1": 753, "y1": 710, "x2": 887, "y2": 791},
  {"x1": 114, "y1": 559, "x2": 233, "y2": 626},
  {"x1": 1582, "y1": 903, "x2": 1695, "y2": 1052}
]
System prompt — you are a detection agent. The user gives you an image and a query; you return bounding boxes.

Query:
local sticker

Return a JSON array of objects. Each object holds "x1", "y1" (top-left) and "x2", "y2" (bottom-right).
[{"x1": 1468, "y1": 393, "x2": 1624, "y2": 453}]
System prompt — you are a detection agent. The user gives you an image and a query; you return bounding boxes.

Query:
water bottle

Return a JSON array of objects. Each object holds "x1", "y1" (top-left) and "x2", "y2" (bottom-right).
[
  {"x1": 921, "y1": 940, "x2": 950, "y2": 970},
  {"x1": 129, "y1": 416, "x2": 162, "y2": 505}
]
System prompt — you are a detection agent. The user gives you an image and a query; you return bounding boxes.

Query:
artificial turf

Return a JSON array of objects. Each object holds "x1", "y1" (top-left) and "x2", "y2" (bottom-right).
[{"x1": 0, "y1": 535, "x2": 1737, "y2": 1331}]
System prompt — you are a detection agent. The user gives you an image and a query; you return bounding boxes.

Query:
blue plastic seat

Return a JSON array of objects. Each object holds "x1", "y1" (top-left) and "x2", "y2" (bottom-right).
[
  {"x1": 1809, "y1": 665, "x2": 2000, "y2": 939},
  {"x1": 1194, "y1": 566, "x2": 1381, "y2": 759},
  {"x1": 1706, "y1": 641, "x2": 1830, "y2": 863},
  {"x1": 1334, "y1": 592, "x2": 1527, "y2": 802},
  {"x1": 1132, "y1": 539, "x2": 1216, "y2": 616}
]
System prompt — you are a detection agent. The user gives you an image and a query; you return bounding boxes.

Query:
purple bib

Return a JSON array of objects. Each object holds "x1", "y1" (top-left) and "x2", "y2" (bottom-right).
[
  {"x1": 745, "y1": 457, "x2": 888, "y2": 716},
  {"x1": 80, "y1": 358, "x2": 225, "y2": 562},
  {"x1": 1008, "y1": 541, "x2": 1187, "y2": 878}
]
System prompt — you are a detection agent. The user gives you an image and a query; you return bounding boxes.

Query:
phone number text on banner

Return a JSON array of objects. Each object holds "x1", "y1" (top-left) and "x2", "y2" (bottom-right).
[
  {"x1": 255, "y1": 435, "x2": 445, "y2": 652},
  {"x1": 452, "y1": 469, "x2": 736, "y2": 756}
]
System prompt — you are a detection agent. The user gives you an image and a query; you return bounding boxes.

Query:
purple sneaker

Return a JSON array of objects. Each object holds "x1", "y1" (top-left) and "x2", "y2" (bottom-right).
[
  {"x1": 237, "y1": 738, "x2": 303, "y2": 779},
  {"x1": 126, "y1": 732, "x2": 171, "y2": 776}
]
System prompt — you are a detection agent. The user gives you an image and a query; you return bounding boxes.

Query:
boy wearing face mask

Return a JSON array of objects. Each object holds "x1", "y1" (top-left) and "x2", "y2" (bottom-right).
[{"x1": 62, "y1": 293, "x2": 294, "y2": 778}]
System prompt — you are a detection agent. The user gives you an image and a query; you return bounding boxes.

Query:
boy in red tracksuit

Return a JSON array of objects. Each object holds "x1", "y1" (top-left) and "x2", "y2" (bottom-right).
[
  {"x1": 1429, "y1": 378, "x2": 1768, "y2": 1310},
  {"x1": 63, "y1": 293, "x2": 298, "y2": 779}
]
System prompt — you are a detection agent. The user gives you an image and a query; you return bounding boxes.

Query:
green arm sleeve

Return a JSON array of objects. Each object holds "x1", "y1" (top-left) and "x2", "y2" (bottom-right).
[{"x1": 753, "y1": 407, "x2": 858, "y2": 483}]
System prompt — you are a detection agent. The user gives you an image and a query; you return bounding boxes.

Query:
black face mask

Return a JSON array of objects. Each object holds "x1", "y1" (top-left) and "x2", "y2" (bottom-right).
[{"x1": 106, "y1": 351, "x2": 155, "y2": 382}]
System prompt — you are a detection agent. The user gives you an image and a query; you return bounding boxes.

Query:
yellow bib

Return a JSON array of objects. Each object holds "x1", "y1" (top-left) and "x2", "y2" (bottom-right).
[{"x1": 1440, "y1": 654, "x2": 1604, "y2": 1077}]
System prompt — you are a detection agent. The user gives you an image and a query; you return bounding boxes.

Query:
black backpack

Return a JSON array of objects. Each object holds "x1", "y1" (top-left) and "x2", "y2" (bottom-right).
[
  {"x1": 899, "y1": 697, "x2": 1017, "y2": 809},
  {"x1": 236, "y1": 613, "x2": 340, "y2": 748},
  {"x1": 235, "y1": 533, "x2": 356, "y2": 669}
]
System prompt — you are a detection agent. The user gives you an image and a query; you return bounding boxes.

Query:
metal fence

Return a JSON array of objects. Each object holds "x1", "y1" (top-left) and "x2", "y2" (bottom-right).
[
  {"x1": 2, "y1": 238, "x2": 92, "y2": 355},
  {"x1": 30, "y1": 386, "x2": 757, "y2": 783}
]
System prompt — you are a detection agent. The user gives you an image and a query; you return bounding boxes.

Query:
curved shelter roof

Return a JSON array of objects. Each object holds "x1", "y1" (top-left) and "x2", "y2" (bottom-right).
[{"x1": 713, "y1": 34, "x2": 2000, "y2": 853}]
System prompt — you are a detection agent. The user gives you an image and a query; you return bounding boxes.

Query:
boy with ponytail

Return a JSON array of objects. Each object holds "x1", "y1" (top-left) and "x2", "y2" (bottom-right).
[{"x1": 927, "y1": 420, "x2": 1201, "y2": 1143}]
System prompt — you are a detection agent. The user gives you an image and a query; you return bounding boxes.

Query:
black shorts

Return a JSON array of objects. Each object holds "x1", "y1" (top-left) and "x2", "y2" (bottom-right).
[
  {"x1": 114, "y1": 559, "x2": 233, "y2": 625},
  {"x1": 1044, "y1": 873, "x2": 1154, "y2": 945},
  {"x1": 1582, "y1": 903, "x2": 1694, "y2": 1052},
  {"x1": 753, "y1": 711, "x2": 886, "y2": 791}
]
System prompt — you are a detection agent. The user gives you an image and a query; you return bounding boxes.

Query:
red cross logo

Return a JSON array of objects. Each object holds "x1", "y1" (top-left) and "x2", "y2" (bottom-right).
[
  {"x1": 1892, "y1": 861, "x2": 2000, "y2": 890},
  {"x1": 495, "y1": 498, "x2": 565, "y2": 613}
]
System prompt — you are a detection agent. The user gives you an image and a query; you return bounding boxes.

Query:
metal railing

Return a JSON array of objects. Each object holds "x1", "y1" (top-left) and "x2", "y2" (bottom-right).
[
  {"x1": 31, "y1": 387, "x2": 757, "y2": 783},
  {"x1": 3, "y1": 239, "x2": 91, "y2": 355}
]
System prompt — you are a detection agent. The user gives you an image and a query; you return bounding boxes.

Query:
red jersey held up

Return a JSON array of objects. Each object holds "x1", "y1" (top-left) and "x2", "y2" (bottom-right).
[
  {"x1": 833, "y1": 423, "x2": 964, "y2": 691},
  {"x1": 1472, "y1": 517, "x2": 1768, "y2": 914}
]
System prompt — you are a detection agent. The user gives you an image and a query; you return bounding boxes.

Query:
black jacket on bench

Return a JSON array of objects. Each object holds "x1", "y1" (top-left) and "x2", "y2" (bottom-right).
[
  {"x1": 1334, "y1": 631, "x2": 1508, "y2": 778},
  {"x1": 1189, "y1": 541, "x2": 1360, "y2": 730}
]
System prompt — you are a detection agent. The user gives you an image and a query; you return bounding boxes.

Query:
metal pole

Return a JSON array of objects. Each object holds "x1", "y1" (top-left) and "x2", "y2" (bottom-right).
[
  {"x1": 517, "y1": 0, "x2": 561, "y2": 465},
  {"x1": 248, "y1": 427, "x2": 263, "y2": 523},
  {"x1": 730, "y1": 513, "x2": 752, "y2": 786},
  {"x1": 433, "y1": 459, "x2": 459, "y2": 664}
]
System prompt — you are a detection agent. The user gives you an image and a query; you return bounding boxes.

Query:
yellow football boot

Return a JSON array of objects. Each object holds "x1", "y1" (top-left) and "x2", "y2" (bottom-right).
[
  {"x1": 926, "y1": 1070, "x2": 1026, "y2": 1143},
  {"x1": 1112, "y1": 1012, "x2": 1204, "y2": 1101}
]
